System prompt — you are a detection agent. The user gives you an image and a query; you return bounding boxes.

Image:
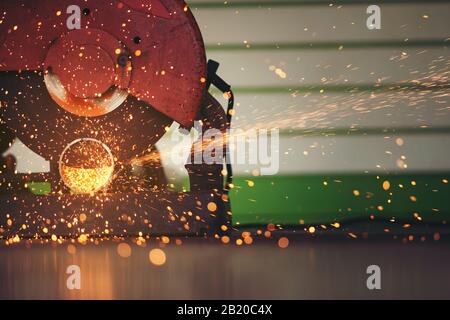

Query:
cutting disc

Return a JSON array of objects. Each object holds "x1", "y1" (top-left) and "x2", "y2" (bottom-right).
[{"x1": 0, "y1": 0, "x2": 206, "y2": 162}]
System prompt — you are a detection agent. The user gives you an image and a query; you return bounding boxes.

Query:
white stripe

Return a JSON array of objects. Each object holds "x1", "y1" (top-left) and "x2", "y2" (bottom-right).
[
  {"x1": 193, "y1": 3, "x2": 450, "y2": 43},
  {"x1": 208, "y1": 48, "x2": 449, "y2": 87}
]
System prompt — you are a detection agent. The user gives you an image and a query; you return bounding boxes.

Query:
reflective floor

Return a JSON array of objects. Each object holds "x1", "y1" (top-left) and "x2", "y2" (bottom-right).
[{"x1": 1, "y1": 238, "x2": 450, "y2": 299}]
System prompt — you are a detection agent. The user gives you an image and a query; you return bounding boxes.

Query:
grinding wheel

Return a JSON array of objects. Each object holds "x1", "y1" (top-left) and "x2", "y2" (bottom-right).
[{"x1": 0, "y1": 0, "x2": 206, "y2": 163}]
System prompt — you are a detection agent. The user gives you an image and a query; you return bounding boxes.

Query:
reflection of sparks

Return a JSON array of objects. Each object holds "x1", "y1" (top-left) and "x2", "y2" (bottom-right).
[
  {"x1": 117, "y1": 242, "x2": 132, "y2": 258},
  {"x1": 278, "y1": 237, "x2": 289, "y2": 248},
  {"x1": 60, "y1": 165, "x2": 114, "y2": 194},
  {"x1": 149, "y1": 248, "x2": 166, "y2": 266}
]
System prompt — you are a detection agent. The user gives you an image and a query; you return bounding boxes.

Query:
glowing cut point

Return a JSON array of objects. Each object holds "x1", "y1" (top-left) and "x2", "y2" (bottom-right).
[{"x1": 59, "y1": 138, "x2": 114, "y2": 194}]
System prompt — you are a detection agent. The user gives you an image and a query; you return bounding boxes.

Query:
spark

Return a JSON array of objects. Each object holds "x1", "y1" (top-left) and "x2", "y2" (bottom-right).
[{"x1": 149, "y1": 248, "x2": 166, "y2": 266}]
